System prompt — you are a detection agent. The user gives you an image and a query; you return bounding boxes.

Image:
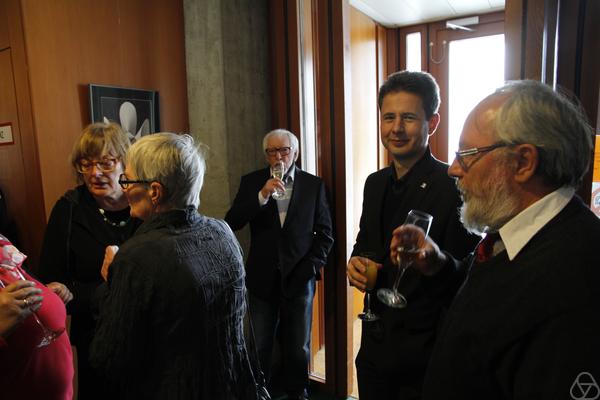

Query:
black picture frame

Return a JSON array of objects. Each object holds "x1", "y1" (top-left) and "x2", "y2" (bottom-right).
[{"x1": 89, "y1": 84, "x2": 160, "y2": 142}]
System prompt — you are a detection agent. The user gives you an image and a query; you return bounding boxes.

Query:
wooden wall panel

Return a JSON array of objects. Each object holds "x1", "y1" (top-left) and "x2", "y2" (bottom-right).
[
  {"x1": 0, "y1": 49, "x2": 30, "y2": 245},
  {"x1": 2, "y1": 0, "x2": 47, "y2": 270},
  {"x1": 505, "y1": 0, "x2": 600, "y2": 203},
  {"x1": 504, "y1": 0, "x2": 524, "y2": 80},
  {"x1": 20, "y1": 0, "x2": 189, "y2": 216},
  {"x1": 578, "y1": 0, "x2": 600, "y2": 202},
  {"x1": 0, "y1": 6, "x2": 9, "y2": 50}
]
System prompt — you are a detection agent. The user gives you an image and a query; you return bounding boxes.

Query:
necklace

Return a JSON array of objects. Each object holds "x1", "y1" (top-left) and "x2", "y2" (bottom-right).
[{"x1": 98, "y1": 208, "x2": 130, "y2": 228}]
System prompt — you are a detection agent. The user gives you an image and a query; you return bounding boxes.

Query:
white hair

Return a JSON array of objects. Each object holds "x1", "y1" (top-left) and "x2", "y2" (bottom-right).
[
  {"x1": 493, "y1": 80, "x2": 593, "y2": 188},
  {"x1": 127, "y1": 133, "x2": 206, "y2": 209},
  {"x1": 262, "y1": 129, "x2": 299, "y2": 153}
]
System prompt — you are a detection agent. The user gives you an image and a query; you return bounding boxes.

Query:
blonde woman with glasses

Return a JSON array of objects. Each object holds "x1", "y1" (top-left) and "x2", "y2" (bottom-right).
[{"x1": 38, "y1": 122, "x2": 142, "y2": 400}]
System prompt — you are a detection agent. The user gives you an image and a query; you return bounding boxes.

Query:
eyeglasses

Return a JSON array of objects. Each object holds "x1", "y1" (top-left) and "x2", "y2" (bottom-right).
[
  {"x1": 454, "y1": 143, "x2": 509, "y2": 171},
  {"x1": 118, "y1": 173, "x2": 153, "y2": 189},
  {"x1": 77, "y1": 157, "x2": 119, "y2": 173},
  {"x1": 265, "y1": 147, "x2": 292, "y2": 156}
]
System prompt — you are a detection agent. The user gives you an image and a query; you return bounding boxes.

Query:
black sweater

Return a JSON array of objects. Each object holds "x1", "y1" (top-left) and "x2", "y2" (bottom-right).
[{"x1": 423, "y1": 197, "x2": 600, "y2": 400}]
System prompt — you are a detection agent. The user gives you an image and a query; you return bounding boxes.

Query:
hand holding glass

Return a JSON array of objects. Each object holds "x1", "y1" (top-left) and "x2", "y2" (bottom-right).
[
  {"x1": 0, "y1": 267, "x2": 65, "y2": 347},
  {"x1": 357, "y1": 253, "x2": 379, "y2": 322},
  {"x1": 271, "y1": 161, "x2": 285, "y2": 200},
  {"x1": 377, "y1": 210, "x2": 433, "y2": 308}
]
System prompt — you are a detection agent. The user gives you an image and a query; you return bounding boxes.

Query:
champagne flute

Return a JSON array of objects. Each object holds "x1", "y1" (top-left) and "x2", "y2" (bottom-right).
[
  {"x1": 377, "y1": 209, "x2": 433, "y2": 308},
  {"x1": 0, "y1": 267, "x2": 65, "y2": 347},
  {"x1": 271, "y1": 161, "x2": 285, "y2": 200},
  {"x1": 357, "y1": 252, "x2": 379, "y2": 322}
]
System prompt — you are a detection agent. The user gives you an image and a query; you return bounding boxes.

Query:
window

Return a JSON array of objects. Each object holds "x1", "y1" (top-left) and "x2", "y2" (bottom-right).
[
  {"x1": 405, "y1": 32, "x2": 422, "y2": 71},
  {"x1": 447, "y1": 34, "x2": 505, "y2": 161}
]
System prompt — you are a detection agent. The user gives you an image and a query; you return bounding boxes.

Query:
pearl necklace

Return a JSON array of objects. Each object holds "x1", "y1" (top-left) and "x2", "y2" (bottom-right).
[{"x1": 98, "y1": 208, "x2": 130, "y2": 228}]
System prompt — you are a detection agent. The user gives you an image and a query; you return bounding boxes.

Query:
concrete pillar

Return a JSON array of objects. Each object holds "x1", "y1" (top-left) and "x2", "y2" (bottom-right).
[{"x1": 184, "y1": 0, "x2": 270, "y2": 250}]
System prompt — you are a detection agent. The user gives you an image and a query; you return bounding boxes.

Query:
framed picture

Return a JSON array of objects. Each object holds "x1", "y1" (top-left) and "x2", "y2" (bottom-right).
[{"x1": 89, "y1": 84, "x2": 160, "y2": 142}]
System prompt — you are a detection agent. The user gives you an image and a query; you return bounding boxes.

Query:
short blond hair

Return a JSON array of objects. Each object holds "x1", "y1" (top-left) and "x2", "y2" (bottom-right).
[{"x1": 69, "y1": 122, "x2": 130, "y2": 181}]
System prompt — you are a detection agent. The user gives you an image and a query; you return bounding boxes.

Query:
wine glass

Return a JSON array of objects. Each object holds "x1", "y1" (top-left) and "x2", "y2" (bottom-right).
[
  {"x1": 271, "y1": 161, "x2": 285, "y2": 200},
  {"x1": 377, "y1": 209, "x2": 433, "y2": 308},
  {"x1": 0, "y1": 267, "x2": 65, "y2": 347},
  {"x1": 357, "y1": 252, "x2": 379, "y2": 322}
]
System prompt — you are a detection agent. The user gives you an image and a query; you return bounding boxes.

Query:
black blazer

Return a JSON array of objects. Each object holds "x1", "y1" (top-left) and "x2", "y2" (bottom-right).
[
  {"x1": 225, "y1": 166, "x2": 333, "y2": 299},
  {"x1": 353, "y1": 150, "x2": 480, "y2": 375},
  {"x1": 424, "y1": 196, "x2": 600, "y2": 399}
]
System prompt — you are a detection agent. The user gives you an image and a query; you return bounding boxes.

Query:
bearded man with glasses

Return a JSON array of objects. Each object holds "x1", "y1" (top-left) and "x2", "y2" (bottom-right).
[
  {"x1": 391, "y1": 80, "x2": 600, "y2": 399},
  {"x1": 38, "y1": 122, "x2": 142, "y2": 400}
]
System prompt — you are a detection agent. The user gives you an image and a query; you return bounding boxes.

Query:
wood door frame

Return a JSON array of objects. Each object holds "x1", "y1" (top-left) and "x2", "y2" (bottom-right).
[
  {"x1": 268, "y1": 0, "x2": 353, "y2": 396},
  {"x1": 505, "y1": 0, "x2": 599, "y2": 204}
]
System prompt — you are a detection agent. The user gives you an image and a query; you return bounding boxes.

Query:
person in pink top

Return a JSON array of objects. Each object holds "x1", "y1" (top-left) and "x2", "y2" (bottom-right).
[{"x1": 0, "y1": 234, "x2": 74, "y2": 400}]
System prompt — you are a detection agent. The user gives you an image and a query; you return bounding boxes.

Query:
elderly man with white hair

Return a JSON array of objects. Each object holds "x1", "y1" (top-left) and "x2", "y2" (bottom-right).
[{"x1": 226, "y1": 129, "x2": 333, "y2": 400}]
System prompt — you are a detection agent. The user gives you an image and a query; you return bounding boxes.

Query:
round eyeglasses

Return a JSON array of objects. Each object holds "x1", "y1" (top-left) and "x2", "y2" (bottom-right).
[{"x1": 77, "y1": 157, "x2": 119, "y2": 173}]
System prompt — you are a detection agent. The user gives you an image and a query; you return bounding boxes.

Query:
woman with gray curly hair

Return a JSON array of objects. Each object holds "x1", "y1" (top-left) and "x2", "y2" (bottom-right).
[{"x1": 90, "y1": 133, "x2": 260, "y2": 399}]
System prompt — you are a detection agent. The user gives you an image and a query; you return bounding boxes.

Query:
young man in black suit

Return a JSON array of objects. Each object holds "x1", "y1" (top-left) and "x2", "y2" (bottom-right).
[
  {"x1": 346, "y1": 71, "x2": 479, "y2": 399},
  {"x1": 391, "y1": 80, "x2": 600, "y2": 399},
  {"x1": 225, "y1": 129, "x2": 333, "y2": 400}
]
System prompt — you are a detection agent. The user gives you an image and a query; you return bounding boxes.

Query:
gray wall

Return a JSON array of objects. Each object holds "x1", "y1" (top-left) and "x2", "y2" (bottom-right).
[{"x1": 184, "y1": 0, "x2": 271, "y2": 249}]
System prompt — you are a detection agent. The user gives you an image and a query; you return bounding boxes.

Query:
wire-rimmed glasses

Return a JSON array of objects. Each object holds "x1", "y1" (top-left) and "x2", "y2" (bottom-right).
[{"x1": 454, "y1": 142, "x2": 508, "y2": 171}]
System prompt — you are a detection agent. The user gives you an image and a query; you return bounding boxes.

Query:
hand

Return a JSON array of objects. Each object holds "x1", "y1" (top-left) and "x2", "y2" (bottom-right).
[
  {"x1": 0, "y1": 280, "x2": 43, "y2": 339},
  {"x1": 101, "y1": 245, "x2": 119, "y2": 282},
  {"x1": 390, "y1": 225, "x2": 447, "y2": 276},
  {"x1": 347, "y1": 256, "x2": 382, "y2": 292},
  {"x1": 260, "y1": 178, "x2": 286, "y2": 199},
  {"x1": 47, "y1": 282, "x2": 73, "y2": 304}
]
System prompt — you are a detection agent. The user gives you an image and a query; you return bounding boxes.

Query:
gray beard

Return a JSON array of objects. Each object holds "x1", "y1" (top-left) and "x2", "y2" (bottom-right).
[{"x1": 458, "y1": 170, "x2": 520, "y2": 235}]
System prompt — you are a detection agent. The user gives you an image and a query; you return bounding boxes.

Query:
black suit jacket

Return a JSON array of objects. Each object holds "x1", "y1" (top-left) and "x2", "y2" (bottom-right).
[
  {"x1": 353, "y1": 150, "x2": 480, "y2": 378},
  {"x1": 225, "y1": 166, "x2": 333, "y2": 300}
]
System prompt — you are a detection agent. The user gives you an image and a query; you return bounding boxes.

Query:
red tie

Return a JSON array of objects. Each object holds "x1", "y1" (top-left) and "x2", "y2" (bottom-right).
[{"x1": 475, "y1": 232, "x2": 500, "y2": 263}]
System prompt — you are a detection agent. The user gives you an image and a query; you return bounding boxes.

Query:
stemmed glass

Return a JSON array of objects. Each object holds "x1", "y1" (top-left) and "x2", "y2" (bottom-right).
[
  {"x1": 377, "y1": 209, "x2": 433, "y2": 309},
  {"x1": 0, "y1": 267, "x2": 65, "y2": 347},
  {"x1": 357, "y1": 252, "x2": 379, "y2": 322},
  {"x1": 271, "y1": 161, "x2": 285, "y2": 200}
]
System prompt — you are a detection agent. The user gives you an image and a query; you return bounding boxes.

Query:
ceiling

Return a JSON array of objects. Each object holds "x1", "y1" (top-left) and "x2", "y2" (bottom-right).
[{"x1": 349, "y1": 0, "x2": 505, "y2": 28}]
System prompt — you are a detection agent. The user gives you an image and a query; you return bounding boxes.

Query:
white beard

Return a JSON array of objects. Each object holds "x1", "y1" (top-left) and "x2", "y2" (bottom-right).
[{"x1": 458, "y1": 165, "x2": 520, "y2": 235}]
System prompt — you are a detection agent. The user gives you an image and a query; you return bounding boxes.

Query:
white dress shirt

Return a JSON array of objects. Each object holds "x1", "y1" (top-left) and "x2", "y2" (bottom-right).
[
  {"x1": 495, "y1": 186, "x2": 575, "y2": 260},
  {"x1": 258, "y1": 165, "x2": 296, "y2": 226}
]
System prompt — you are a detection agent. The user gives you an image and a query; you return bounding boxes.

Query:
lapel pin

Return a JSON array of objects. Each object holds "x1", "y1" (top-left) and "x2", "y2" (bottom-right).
[{"x1": 420, "y1": 182, "x2": 427, "y2": 189}]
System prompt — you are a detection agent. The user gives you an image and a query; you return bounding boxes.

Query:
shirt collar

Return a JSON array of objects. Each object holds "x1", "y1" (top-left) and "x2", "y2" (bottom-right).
[
  {"x1": 286, "y1": 164, "x2": 296, "y2": 182},
  {"x1": 498, "y1": 186, "x2": 574, "y2": 260},
  {"x1": 388, "y1": 147, "x2": 433, "y2": 183}
]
